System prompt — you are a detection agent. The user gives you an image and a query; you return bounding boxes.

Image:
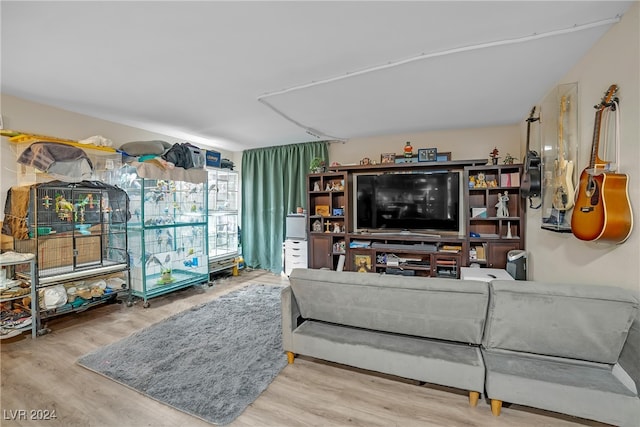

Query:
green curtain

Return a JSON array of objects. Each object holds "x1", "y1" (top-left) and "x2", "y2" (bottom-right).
[{"x1": 241, "y1": 141, "x2": 328, "y2": 273}]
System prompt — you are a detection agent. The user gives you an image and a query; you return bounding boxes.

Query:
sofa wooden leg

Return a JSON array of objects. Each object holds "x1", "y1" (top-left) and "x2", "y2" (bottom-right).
[
  {"x1": 286, "y1": 351, "x2": 295, "y2": 364},
  {"x1": 491, "y1": 399, "x2": 502, "y2": 416},
  {"x1": 469, "y1": 391, "x2": 480, "y2": 407}
]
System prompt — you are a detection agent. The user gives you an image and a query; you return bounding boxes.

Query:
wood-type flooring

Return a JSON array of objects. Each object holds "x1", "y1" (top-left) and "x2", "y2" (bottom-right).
[{"x1": 1, "y1": 269, "x2": 607, "y2": 427}]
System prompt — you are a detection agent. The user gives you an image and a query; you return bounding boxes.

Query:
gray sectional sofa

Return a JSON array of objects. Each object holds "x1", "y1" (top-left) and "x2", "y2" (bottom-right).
[
  {"x1": 482, "y1": 280, "x2": 639, "y2": 426},
  {"x1": 282, "y1": 268, "x2": 490, "y2": 406},
  {"x1": 282, "y1": 269, "x2": 639, "y2": 426}
]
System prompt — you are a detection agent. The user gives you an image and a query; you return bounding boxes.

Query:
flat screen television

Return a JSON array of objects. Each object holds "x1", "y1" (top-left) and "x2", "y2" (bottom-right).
[{"x1": 354, "y1": 171, "x2": 461, "y2": 233}]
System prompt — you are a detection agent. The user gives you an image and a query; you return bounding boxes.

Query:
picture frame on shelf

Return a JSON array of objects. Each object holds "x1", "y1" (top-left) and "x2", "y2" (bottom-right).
[
  {"x1": 315, "y1": 205, "x2": 330, "y2": 217},
  {"x1": 380, "y1": 153, "x2": 396, "y2": 164},
  {"x1": 353, "y1": 254, "x2": 372, "y2": 273},
  {"x1": 436, "y1": 152, "x2": 452, "y2": 162},
  {"x1": 418, "y1": 148, "x2": 437, "y2": 162},
  {"x1": 394, "y1": 155, "x2": 418, "y2": 164}
]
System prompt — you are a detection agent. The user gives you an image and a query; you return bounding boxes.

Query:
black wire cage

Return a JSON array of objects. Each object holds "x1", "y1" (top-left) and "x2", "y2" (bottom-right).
[{"x1": 12, "y1": 180, "x2": 130, "y2": 278}]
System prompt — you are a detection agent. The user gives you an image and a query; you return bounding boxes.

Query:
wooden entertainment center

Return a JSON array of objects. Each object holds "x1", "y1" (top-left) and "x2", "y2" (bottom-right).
[{"x1": 306, "y1": 160, "x2": 525, "y2": 278}]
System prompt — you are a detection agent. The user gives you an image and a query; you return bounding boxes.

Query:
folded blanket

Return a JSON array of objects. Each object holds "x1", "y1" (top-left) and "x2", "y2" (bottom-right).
[
  {"x1": 133, "y1": 161, "x2": 206, "y2": 184},
  {"x1": 17, "y1": 142, "x2": 93, "y2": 182}
]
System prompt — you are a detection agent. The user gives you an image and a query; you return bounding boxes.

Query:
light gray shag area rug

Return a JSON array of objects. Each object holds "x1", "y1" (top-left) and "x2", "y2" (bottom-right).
[{"x1": 78, "y1": 284, "x2": 287, "y2": 425}]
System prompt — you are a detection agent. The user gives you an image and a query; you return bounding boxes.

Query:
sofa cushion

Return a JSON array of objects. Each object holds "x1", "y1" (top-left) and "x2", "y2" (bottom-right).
[
  {"x1": 482, "y1": 280, "x2": 638, "y2": 364},
  {"x1": 293, "y1": 320, "x2": 485, "y2": 392},
  {"x1": 482, "y1": 348, "x2": 638, "y2": 427},
  {"x1": 619, "y1": 307, "x2": 640, "y2": 395},
  {"x1": 288, "y1": 269, "x2": 489, "y2": 344}
]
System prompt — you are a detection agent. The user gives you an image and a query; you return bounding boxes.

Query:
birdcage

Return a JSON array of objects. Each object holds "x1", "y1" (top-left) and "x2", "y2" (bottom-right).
[
  {"x1": 12, "y1": 180, "x2": 129, "y2": 279},
  {"x1": 119, "y1": 167, "x2": 208, "y2": 307}
]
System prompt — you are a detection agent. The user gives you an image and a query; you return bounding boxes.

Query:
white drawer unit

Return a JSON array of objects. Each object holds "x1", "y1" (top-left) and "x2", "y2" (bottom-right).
[{"x1": 284, "y1": 239, "x2": 308, "y2": 276}]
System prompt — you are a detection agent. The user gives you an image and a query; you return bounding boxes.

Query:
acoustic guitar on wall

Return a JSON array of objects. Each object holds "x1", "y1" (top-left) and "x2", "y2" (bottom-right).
[
  {"x1": 571, "y1": 84, "x2": 633, "y2": 244},
  {"x1": 552, "y1": 95, "x2": 575, "y2": 211}
]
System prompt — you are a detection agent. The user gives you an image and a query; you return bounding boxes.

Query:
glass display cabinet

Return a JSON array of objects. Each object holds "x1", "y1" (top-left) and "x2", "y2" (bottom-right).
[
  {"x1": 120, "y1": 167, "x2": 208, "y2": 307},
  {"x1": 206, "y1": 168, "x2": 239, "y2": 274},
  {"x1": 540, "y1": 82, "x2": 579, "y2": 232}
]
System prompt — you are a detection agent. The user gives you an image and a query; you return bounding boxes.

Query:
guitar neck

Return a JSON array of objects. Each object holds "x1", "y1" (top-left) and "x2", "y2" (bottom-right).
[
  {"x1": 589, "y1": 108, "x2": 603, "y2": 170},
  {"x1": 525, "y1": 106, "x2": 536, "y2": 153},
  {"x1": 588, "y1": 84, "x2": 618, "y2": 171},
  {"x1": 558, "y1": 96, "x2": 566, "y2": 164}
]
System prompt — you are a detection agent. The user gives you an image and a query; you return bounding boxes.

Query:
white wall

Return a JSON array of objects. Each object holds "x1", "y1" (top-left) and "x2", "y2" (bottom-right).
[
  {"x1": 0, "y1": 94, "x2": 240, "y2": 214},
  {"x1": 525, "y1": 3, "x2": 639, "y2": 292},
  {"x1": 328, "y1": 3, "x2": 639, "y2": 292},
  {"x1": 329, "y1": 125, "x2": 520, "y2": 166}
]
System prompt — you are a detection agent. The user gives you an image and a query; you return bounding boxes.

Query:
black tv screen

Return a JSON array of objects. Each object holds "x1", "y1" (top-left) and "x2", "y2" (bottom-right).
[{"x1": 355, "y1": 172, "x2": 460, "y2": 232}]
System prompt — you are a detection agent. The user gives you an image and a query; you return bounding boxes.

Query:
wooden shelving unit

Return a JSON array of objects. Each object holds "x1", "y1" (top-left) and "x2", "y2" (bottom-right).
[
  {"x1": 307, "y1": 172, "x2": 348, "y2": 270},
  {"x1": 306, "y1": 160, "x2": 526, "y2": 275},
  {"x1": 345, "y1": 233, "x2": 464, "y2": 278},
  {"x1": 464, "y1": 164, "x2": 525, "y2": 269}
]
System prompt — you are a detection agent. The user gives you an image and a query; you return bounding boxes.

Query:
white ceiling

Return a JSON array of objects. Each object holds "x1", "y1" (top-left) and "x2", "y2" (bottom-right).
[{"x1": 1, "y1": 1, "x2": 633, "y2": 152}]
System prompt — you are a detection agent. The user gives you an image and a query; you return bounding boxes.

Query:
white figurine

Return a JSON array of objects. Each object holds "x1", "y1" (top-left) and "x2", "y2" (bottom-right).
[
  {"x1": 313, "y1": 182, "x2": 321, "y2": 192},
  {"x1": 333, "y1": 223, "x2": 341, "y2": 233},
  {"x1": 495, "y1": 191, "x2": 510, "y2": 217}
]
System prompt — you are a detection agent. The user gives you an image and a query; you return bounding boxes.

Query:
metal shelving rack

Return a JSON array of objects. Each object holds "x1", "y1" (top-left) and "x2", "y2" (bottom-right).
[{"x1": 1, "y1": 253, "x2": 37, "y2": 339}]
